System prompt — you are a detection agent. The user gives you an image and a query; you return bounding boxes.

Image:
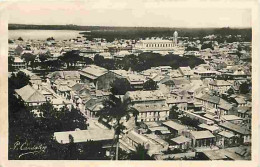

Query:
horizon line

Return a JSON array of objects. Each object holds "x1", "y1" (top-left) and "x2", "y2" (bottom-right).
[{"x1": 8, "y1": 23, "x2": 252, "y2": 29}]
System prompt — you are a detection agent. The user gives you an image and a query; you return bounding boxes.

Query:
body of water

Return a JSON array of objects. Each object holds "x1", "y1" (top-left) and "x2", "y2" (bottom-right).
[{"x1": 9, "y1": 30, "x2": 84, "y2": 41}]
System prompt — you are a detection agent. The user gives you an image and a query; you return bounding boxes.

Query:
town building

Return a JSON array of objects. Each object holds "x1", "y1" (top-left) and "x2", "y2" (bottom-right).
[
  {"x1": 124, "y1": 90, "x2": 170, "y2": 122},
  {"x1": 12, "y1": 57, "x2": 26, "y2": 70},
  {"x1": 219, "y1": 121, "x2": 251, "y2": 144},
  {"x1": 15, "y1": 85, "x2": 46, "y2": 107},
  {"x1": 189, "y1": 130, "x2": 216, "y2": 148}
]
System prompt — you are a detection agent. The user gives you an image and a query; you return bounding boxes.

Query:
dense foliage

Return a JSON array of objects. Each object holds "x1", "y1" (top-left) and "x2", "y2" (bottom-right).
[
  {"x1": 94, "y1": 52, "x2": 205, "y2": 72},
  {"x1": 110, "y1": 78, "x2": 131, "y2": 95},
  {"x1": 8, "y1": 72, "x2": 98, "y2": 160},
  {"x1": 143, "y1": 79, "x2": 157, "y2": 90}
]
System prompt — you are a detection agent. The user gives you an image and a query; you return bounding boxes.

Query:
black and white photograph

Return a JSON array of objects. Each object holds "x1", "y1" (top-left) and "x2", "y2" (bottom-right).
[{"x1": 0, "y1": 0, "x2": 259, "y2": 165}]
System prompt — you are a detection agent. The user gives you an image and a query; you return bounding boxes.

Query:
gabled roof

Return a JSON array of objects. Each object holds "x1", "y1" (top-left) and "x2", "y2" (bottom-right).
[
  {"x1": 196, "y1": 94, "x2": 220, "y2": 104},
  {"x1": 80, "y1": 65, "x2": 108, "y2": 80},
  {"x1": 162, "y1": 79, "x2": 175, "y2": 85},
  {"x1": 15, "y1": 85, "x2": 46, "y2": 103},
  {"x1": 172, "y1": 78, "x2": 191, "y2": 86},
  {"x1": 168, "y1": 70, "x2": 183, "y2": 78},
  {"x1": 234, "y1": 97, "x2": 246, "y2": 104},
  {"x1": 219, "y1": 103, "x2": 233, "y2": 111},
  {"x1": 218, "y1": 131, "x2": 235, "y2": 138},
  {"x1": 162, "y1": 121, "x2": 187, "y2": 131},
  {"x1": 14, "y1": 57, "x2": 24, "y2": 63},
  {"x1": 126, "y1": 130, "x2": 149, "y2": 145},
  {"x1": 190, "y1": 130, "x2": 215, "y2": 139},
  {"x1": 178, "y1": 66, "x2": 193, "y2": 76},
  {"x1": 48, "y1": 71, "x2": 80, "y2": 80},
  {"x1": 237, "y1": 106, "x2": 250, "y2": 113},
  {"x1": 219, "y1": 121, "x2": 250, "y2": 135}
]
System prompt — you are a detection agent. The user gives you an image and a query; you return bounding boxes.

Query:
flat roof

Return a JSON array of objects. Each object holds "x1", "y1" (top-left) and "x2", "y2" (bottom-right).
[
  {"x1": 221, "y1": 115, "x2": 243, "y2": 121},
  {"x1": 54, "y1": 129, "x2": 114, "y2": 144},
  {"x1": 190, "y1": 130, "x2": 215, "y2": 139},
  {"x1": 171, "y1": 135, "x2": 191, "y2": 144}
]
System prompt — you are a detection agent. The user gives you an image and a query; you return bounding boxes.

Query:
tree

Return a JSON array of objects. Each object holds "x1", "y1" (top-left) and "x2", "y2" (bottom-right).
[
  {"x1": 169, "y1": 105, "x2": 179, "y2": 119},
  {"x1": 18, "y1": 37, "x2": 23, "y2": 41},
  {"x1": 59, "y1": 50, "x2": 81, "y2": 69},
  {"x1": 143, "y1": 79, "x2": 157, "y2": 90},
  {"x1": 110, "y1": 78, "x2": 131, "y2": 95},
  {"x1": 185, "y1": 46, "x2": 199, "y2": 51},
  {"x1": 8, "y1": 56, "x2": 15, "y2": 72},
  {"x1": 8, "y1": 71, "x2": 31, "y2": 91},
  {"x1": 201, "y1": 42, "x2": 214, "y2": 50},
  {"x1": 38, "y1": 103, "x2": 88, "y2": 132},
  {"x1": 9, "y1": 39, "x2": 14, "y2": 44},
  {"x1": 94, "y1": 54, "x2": 105, "y2": 66},
  {"x1": 47, "y1": 37, "x2": 55, "y2": 41},
  {"x1": 98, "y1": 94, "x2": 138, "y2": 160},
  {"x1": 121, "y1": 54, "x2": 139, "y2": 71},
  {"x1": 180, "y1": 116, "x2": 200, "y2": 128},
  {"x1": 78, "y1": 140, "x2": 107, "y2": 160},
  {"x1": 46, "y1": 59, "x2": 63, "y2": 70},
  {"x1": 65, "y1": 135, "x2": 78, "y2": 160},
  {"x1": 82, "y1": 57, "x2": 94, "y2": 66},
  {"x1": 128, "y1": 144, "x2": 154, "y2": 160},
  {"x1": 9, "y1": 99, "x2": 89, "y2": 159},
  {"x1": 39, "y1": 53, "x2": 50, "y2": 64},
  {"x1": 227, "y1": 87, "x2": 235, "y2": 95},
  {"x1": 21, "y1": 53, "x2": 36, "y2": 69},
  {"x1": 236, "y1": 51, "x2": 242, "y2": 60},
  {"x1": 239, "y1": 82, "x2": 251, "y2": 94}
]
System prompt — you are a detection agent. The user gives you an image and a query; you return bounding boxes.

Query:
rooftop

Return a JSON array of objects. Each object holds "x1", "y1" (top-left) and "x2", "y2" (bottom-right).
[
  {"x1": 171, "y1": 135, "x2": 191, "y2": 144},
  {"x1": 80, "y1": 65, "x2": 108, "y2": 79},
  {"x1": 15, "y1": 85, "x2": 46, "y2": 103},
  {"x1": 219, "y1": 121, "x2": 250, "y2": 135},
  {"x1": 126, "y1": 130, "x2": 149, "y2": 145},
  {"x1": 221, "y1": 115, "x2": 243, "y2": 121},
  {"x1": 218, "y1": 131, "x2": 235, "y2": 138},
  {"x1": 162, "y1": 120, "x2": 187, "y2": 131},
  {"x1": 190, "y1": 130, "x2": 215, "y2": 139},
  {"x1": 126, "y1": 90, "x2": 165, "y2": 102}
]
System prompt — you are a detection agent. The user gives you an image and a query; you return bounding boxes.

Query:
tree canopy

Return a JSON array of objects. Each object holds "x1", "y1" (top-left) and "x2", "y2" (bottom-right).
[
  {"x1": 110, "y1": 78, "x2": 131, "y2": 95},
  {"x1": 21, "y1": 53, "x2": 37, "y2": 69},
  {"x1": 8, "y1": 74, "x2": 89, "y2": 159},
  {"x1": 8, "y1": 56, "x2": 15, "y2": 72},
  {"x1": 143, "y1": 79, "x2": 157, "y2": 90},
  {"x1": 169, "y1": 105, "x2": 180, "y2": 120}
]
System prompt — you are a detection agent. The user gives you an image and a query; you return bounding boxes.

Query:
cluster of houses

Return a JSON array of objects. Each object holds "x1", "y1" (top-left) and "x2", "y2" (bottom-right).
[{"x1": 9, "y1": 32, "x2": 252, "y2": 160}]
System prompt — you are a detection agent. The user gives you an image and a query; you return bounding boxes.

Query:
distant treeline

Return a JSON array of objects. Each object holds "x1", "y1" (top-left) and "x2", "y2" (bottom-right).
[
  {"x1": 9, "y1": 24, "x2": 251, "y2": 42},
  {"x1": 95, "y1": 52, "x2": 205, "y2": 71}
]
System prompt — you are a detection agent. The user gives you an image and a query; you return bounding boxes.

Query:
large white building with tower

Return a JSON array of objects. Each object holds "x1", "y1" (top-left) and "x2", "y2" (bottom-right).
[{"x1": 134, "y1": 31, "x2": 180, "y2": 53}]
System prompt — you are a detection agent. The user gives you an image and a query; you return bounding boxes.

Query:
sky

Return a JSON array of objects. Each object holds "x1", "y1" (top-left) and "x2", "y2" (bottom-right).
[{"x1": 6, "y1": 0, "x2": 252, "y2": 28}]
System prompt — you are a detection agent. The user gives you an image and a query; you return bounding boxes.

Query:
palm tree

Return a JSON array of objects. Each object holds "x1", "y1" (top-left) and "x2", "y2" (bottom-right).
[{"x1": 98, "y1": 94, "x2": 138, "y2": 160}]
